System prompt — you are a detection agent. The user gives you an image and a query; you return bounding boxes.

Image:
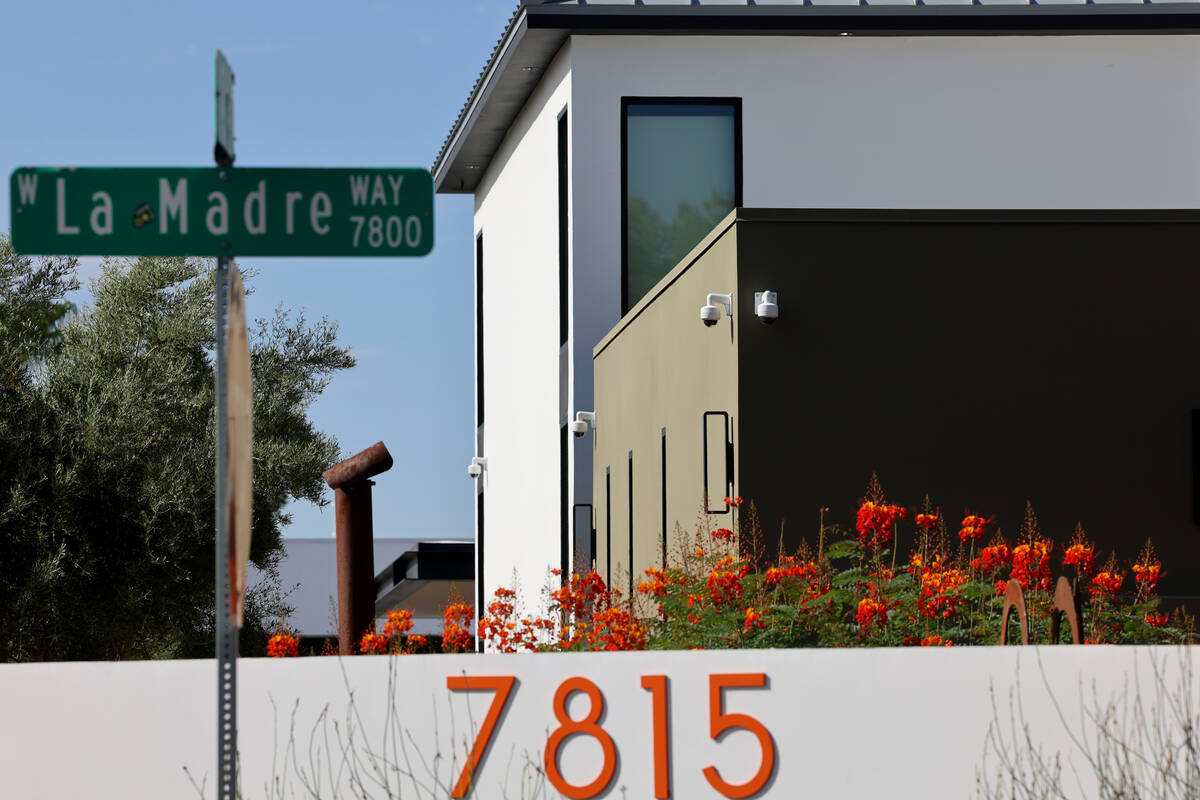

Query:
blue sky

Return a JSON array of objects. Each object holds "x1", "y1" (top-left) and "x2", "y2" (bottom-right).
[{"x1": 1, "y1": 0, "x2": 517, "y2": 540}]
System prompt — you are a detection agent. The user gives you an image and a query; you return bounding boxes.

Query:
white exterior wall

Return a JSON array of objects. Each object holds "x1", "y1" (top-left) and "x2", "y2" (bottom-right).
[
  {"x1": 482, "y1": 32, "x2": 1200, "y2": 614},
  {"x1": 3, "y1": 647, "x2": 1197, "y2": 799},
  {"x1": 474, "y1": 46, "x2": 572, "y2": 615}
]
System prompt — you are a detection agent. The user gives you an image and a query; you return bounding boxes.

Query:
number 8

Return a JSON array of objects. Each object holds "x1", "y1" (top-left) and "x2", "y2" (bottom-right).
[{"x1": 544, "y1": 677, "x2": 617, "y2": 799}]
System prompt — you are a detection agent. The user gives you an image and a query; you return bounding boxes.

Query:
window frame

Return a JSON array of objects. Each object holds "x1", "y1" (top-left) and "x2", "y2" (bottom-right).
[{"x1": 620, "y1": 96, "x2": 743, "y2": 315}]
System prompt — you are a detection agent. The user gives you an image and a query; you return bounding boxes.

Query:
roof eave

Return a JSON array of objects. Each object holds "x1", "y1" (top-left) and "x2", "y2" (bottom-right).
[{"x1": 433, "y1": 2, "x2": 1200, "y2": 195}]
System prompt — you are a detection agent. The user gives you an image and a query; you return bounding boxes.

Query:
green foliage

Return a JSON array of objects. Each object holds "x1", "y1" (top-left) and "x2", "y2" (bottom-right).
[{"x1": 0, "y1": 236, "x2": 354, "y2": 661}]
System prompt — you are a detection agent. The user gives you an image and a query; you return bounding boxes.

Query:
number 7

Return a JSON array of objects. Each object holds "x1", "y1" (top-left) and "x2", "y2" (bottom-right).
[
  {"x1": 350, "y1": 215, "x2": 364, "y2": 247},
  {"x1": 446, "y1": 675, "x2": 517, "y2": 798}
]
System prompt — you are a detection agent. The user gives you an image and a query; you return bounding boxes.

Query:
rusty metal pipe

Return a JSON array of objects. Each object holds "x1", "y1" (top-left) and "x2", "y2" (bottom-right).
[
  {"x1": 323, "y1": 441, "x2": 393, "y2": 489},
  {"x1": 324, "y1": 442, "x2": 393, "y2": 655}
]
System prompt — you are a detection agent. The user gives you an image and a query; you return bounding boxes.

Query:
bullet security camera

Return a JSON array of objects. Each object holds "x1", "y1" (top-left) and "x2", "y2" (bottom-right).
[
  {"x1": 467, "y1": 456, "x2": 487, "y2": 478},
  {"x1": 700, "y1": 293, "x2": 733, "y2": 328},
  {"x1": 572, "y1": 411, "x2": 596, "y2": 437},
  {"x1": 755, "y1": 291, "x2": 779, "y2": 324}
]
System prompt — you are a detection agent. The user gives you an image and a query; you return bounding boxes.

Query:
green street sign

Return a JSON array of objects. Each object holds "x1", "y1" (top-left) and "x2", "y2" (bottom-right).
[{"x1": 9, "y1": 166, "x2": 433, "y2": 257}]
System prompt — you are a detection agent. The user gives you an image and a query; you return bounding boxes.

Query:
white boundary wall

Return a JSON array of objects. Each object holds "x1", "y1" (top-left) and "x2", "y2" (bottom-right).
[{"x1": 3, "y1": 646, "x2": 1197, "y2": 799}]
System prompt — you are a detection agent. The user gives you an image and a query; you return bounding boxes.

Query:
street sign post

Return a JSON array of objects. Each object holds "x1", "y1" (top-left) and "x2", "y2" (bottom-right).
[
  {"x1": 9, "y1": 166, "x2": 434, "y2": 257},
  {"x1": 8, "y1": 50, "x2": 436, "y2": 800},
  {"x1": 212, "y1": 49, "x2": 239, "y2": 800}
]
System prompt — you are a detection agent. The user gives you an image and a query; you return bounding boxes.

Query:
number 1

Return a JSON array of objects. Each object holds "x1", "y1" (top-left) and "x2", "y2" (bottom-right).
[{"x1": 641, "y1": 675, "x2": 670, "y2": 798}]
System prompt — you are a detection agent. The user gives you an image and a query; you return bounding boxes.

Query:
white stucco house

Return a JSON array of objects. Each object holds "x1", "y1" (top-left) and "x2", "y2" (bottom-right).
[{"x1": 434, "y1": 0, "x2": 1200, "y2": 634}]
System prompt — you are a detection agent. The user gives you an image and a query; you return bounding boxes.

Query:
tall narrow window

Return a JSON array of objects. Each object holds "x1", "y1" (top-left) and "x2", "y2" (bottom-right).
[
  {"x1": 661, "y1": 428, "x2": 667, "y2": 568},
  {"x1": 560, "y1": 424, "x2": 569, "y2": 581},
  {"x1": 558, "y1": 109, "x2": 569, "y2": 346},
  {"x1": 476, "y1": 490, "x2": 484, "y2": 652},
  {"x1": 475, "y1": 233, "x2": 484, "y2": 427},
  {"x1": 605, "y1": 467, "x2": 612, "y2": 589},
  {"x1": 628, "y1": 450, "x2": 634, "y2": 599},
  {"x1": 622, "y1": 98, "x2": 742, "y2": 313}
]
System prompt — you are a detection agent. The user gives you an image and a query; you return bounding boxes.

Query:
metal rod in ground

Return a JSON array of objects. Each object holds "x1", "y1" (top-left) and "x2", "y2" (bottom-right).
[{"x1": 215, "y1": 255, "x2": 237, "y2": 800}]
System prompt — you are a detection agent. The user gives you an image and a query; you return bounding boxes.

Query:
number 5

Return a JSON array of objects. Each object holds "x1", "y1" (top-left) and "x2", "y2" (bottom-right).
[
  {"x1": 446, "y1": 675, "x2": 517, "y2": 798},
  {"x1": 703, "y1": 673, "x2": 775, "y2": 799}
]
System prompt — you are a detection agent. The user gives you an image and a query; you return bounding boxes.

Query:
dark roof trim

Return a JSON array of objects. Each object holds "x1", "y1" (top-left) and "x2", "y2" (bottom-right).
[
  {"x1": 735, "y1": 207, "x2": 1200, "y2": 225},
  {"x1": 529, "y1": 2, "x2": 1200, "y2": 36},
  {"x1": 434, "y1": 2, "x2": 1200, "y2": 194}
]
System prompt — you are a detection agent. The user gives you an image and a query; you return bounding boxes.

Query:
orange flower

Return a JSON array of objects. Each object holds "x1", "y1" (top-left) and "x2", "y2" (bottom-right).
[
  {"x1": 705, "y1": 555, "x2": 750, "y2": 606},
  {"x1": 360, "y1": 630, "x2": 388, "y2": 655},
  {"x1": 855, "y1": 591, "x2": 894, "y2": 630},
  {"x1": 1091, "y1": 570, "x2": 1124, "y2": 597},
  {"x1": 710, "y1": 527, "x2": 735, "y2": 542},
  {"x1": 856, "y1": 500, "x2": 906, "y2": 554},
  {"x1": 764, "y1": 559, "x2": 820, "y2": 590},
  {"x1": 1062, "y1": 526, "x2": 1096, "y2": 578},
  {"x1": 266, "y1": 632, "x2": 299, "y2": 658},
  {"x1": 723, "y1": 496, "x2": 743, "y2": 507},
  {"x1": 917, "y1": 565, "x2": 967, "y2": 619},
  {"x1": 958, "y1": 514, "x2": 992, "y2": 543},
  {"x1": 972, "y1": 542, "x2": 1012, "y2": 575},
  {"x1": 920, "y1": 635, "x2": 953, "y2": 647},
  {"x1": 1132, "y1": 541, "x2": 1162, "y2": 600},
  {"x1": 1010, "y1": 540, "x2": 1052, "y2": 592},
  {"x1": 1145, "y1": 612, "x2": 1170, "y2": 628},
  {"x1": 1063, "y1": 544, "x2": 1096, "y2": 577},
  {"x1": 442, "y1": 602, "x2": 474, "y2": 652},
  {"x1": 914, "y1": 512, "x2": 940, "y2": 531},
  {"x1": 405, "y1": 634, "x2": 429, "y2": 653},
  {"x1": 550, "y1": 571, "x2": 611, "y2": 619},
  {"x1": 585, "y1": 607, "x2": 646, "y2": 651},
  {"x1": 742, "y1": 606, "x2": 765, "y2": 631},
  {"x1": 383, "y1": 608, "x2": 414, "y2": 639}
]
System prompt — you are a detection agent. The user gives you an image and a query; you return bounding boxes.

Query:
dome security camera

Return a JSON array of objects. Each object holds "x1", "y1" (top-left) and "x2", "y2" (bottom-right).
[
  {"x1": 755, "y1": 291, "x2": 779, "y2": 324},
  {"x1": 571, "y1": 411, "x2": 596, "y2": 437},
  {"x1": 700, "y1": 293, "x2": 733, "y2": 328},
  {"x1": 467, "y1": 456, "x2": 487, "y2": 478}
]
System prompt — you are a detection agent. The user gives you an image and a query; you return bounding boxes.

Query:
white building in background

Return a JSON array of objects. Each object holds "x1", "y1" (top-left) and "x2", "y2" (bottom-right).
[
  {"x1": 255, "y1": 538, "x2": 472, "y2": 642},
  {"x1": 434, "y1": 0, "x2": 1200, "y2": 628}
]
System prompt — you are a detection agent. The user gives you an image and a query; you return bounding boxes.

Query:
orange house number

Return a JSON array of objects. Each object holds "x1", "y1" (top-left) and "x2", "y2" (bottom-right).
[{"x1": 447, "y1": 672, "x2": 775, "y2": 799}]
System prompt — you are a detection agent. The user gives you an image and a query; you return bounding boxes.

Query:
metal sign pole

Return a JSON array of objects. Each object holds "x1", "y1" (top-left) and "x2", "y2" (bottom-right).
[
  {"x1": 215, "y1": 255, "x2": 236, "y2": 800},
  {"x1": 214, "y1": 49, "x2": 237, "y2": 800}
]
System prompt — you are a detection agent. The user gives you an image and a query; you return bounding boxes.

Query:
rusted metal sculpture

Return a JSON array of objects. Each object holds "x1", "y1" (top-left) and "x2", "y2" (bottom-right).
[
  {"x1": 1048, "y1": 575, "x2": 1084, "y2": 645},
  {"x1": 323, "y1": 441, "x2": 393, "y2": 655},
  {"x1": 998, "y1": 579, "x2": 1030, "y2": 645},
  {"x1": 998, "y1": 574, "x2": 1083, "y2": 645}
]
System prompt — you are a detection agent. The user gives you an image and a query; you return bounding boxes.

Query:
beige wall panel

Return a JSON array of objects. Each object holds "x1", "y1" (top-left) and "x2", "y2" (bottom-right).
[{"x1": 593, "y1": 216, "x2": 739, "y2": 594}]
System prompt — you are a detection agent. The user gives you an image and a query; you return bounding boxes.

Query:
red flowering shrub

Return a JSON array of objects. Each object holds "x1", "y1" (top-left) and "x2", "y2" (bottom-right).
[
  {"x1": 267, "y1": 631, "x2": 299, "y2": 658},
  {"x1": 274, "y1": 475, "x2": 1190, "y2": 656},
  {"x1": 1010, "y1": 541, "x2": 1052, "y2": 592},
  {"x1": 958, "y1": 514, "x2": 991, "y2": 543},
  {"x1": 442, "y1": 601, "x2": 474, "y2": 652},
  {"x1": 1132, "y1": 540, "x2": 1162, "y2": 601},
  {"x1": 360, "y1": 630, "x2": 388, "y2": 655}
]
